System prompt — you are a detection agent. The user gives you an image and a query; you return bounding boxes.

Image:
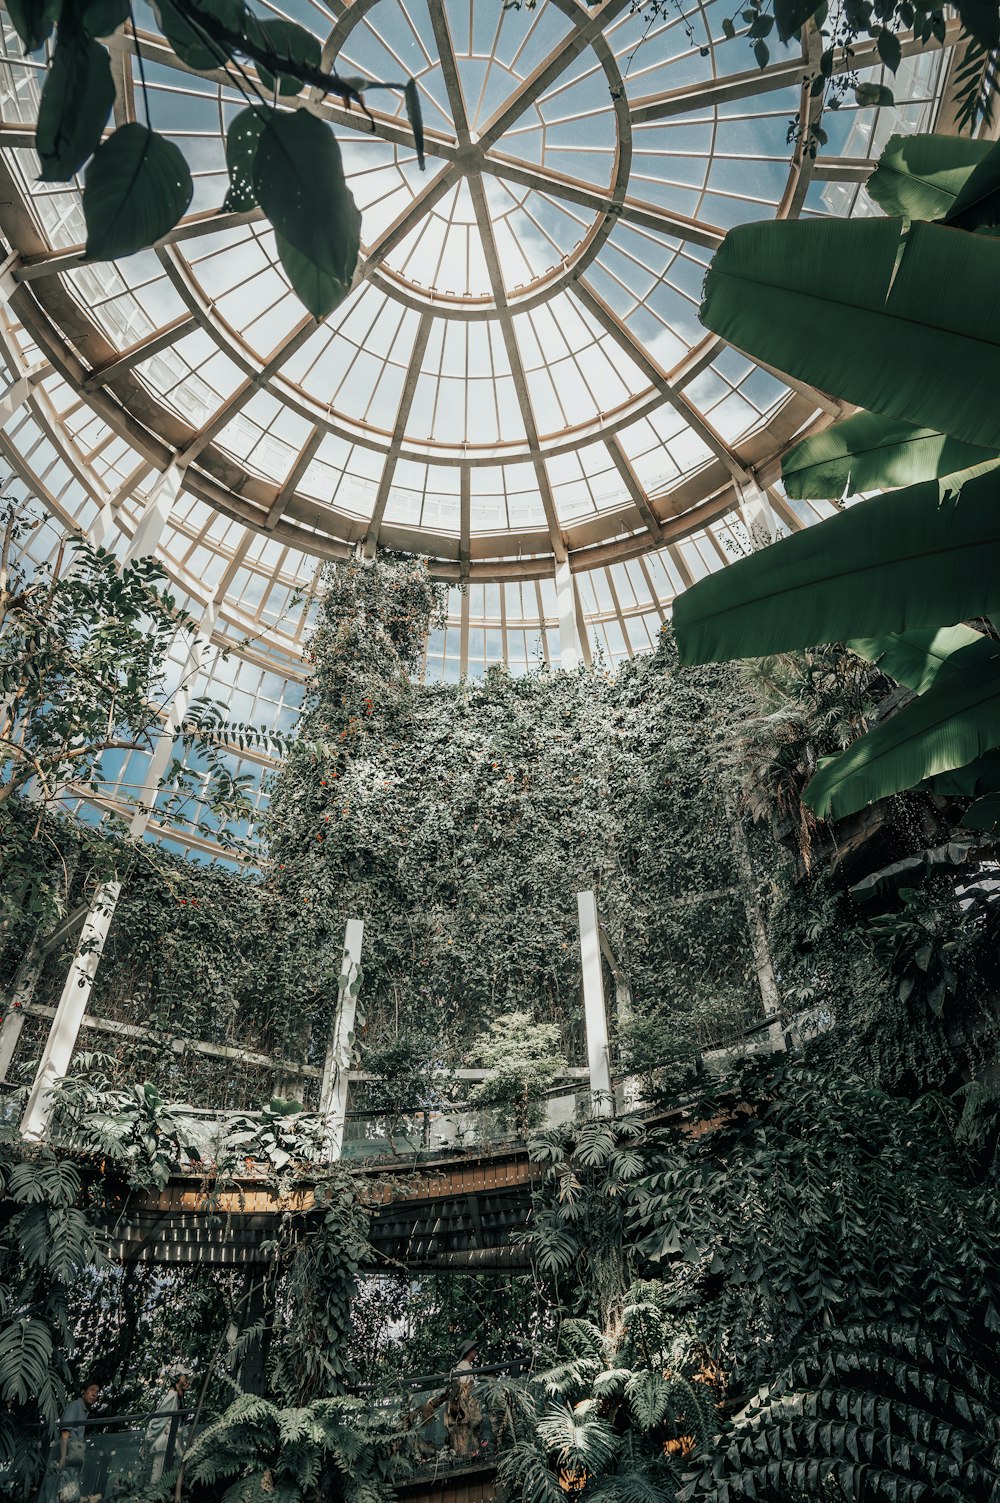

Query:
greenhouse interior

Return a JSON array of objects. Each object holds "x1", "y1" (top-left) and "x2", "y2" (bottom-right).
[{"x1": 2, "y1": 0, "x2": 1000, "y2": 1497}]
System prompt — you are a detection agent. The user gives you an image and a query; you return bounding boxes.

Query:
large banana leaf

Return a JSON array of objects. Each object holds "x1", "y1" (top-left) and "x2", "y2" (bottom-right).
[
  {"x1": 927, "y1": 748, "x2": 1000, "y2": 796},
  {"x1": 803, "y1": 636, "x2": 1000, "y2": 819},
  {"x1": 781, "y1": 412, "x2": 998, "y2": 500},
  {"x1": 848, "y1": 625, "x2": 985, "y2": 694},
  {"x1": 866, "y1": 132, "x2": 994, "y2": 222},
  {"x1": 700, "y1": 217, "x2": 1000, "y2": 450},
  {"x1": 945, "y1": 137, "x2": 1000, "y2": 232},
  {"x1": 672, "y1": 465, "x2": 1000, "y2": 665}
]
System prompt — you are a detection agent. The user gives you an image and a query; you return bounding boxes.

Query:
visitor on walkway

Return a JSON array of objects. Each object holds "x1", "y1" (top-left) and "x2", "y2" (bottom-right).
[
  {"x1": 53, "y1": 1380, "x2": 100, "y2": 1503},
  {"x1": 145, "y1": 1367, "x2": 191, "y2": 1482},
  {"x1": 444, "y1": 1338, "x2": 482, "y2": 1457}
]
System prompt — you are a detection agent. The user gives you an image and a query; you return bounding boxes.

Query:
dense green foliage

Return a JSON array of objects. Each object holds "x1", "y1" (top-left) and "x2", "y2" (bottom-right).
[{"x1": 677, "y1": 130, "x2": 1000, "y2": 824}]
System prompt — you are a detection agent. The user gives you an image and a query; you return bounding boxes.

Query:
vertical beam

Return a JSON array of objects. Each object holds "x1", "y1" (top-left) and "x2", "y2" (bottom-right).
[
  {"x1": 123, "y1": 462, "x2": 184, "y2": 563},
  {"x1": 577, "y1": 890, "x2": 612, "y2": 1116},
  {"x1": 727, "y1": 796, "x2": 785, "y2": 1052},
  {"x1": 16, "y1": 572, "x2": 240, "y2": 1132},
  {"x1": 20, "y1": 881, "x2": 123, "y2": 1139},
  {"x1": 556, "y1": 559, "x2": 581, "y2": 670},
  {"x1": 738, "y1": 480, "x2": 777, "y2": 551},
  {"x1": 0, "y1": 1008, "x2": 26, "y2": 1080},
  {"x1": 319, "y1": 918, "x2": 364, "y2": 1159}
]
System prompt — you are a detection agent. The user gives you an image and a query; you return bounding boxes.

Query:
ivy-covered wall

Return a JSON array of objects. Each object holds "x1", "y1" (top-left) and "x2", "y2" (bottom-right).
[{"x1": 12, "y1": 554, "x2": 759, "y2": 1105}]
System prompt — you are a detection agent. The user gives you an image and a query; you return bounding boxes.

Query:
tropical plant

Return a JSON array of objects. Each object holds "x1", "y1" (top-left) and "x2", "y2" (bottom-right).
[
  {"x1": 0, "y1": 1129, "x2": 98, "y2": 1498},
  {"x1": 6, "y1": 0, "x2": 424, "y2": 318},
  {"x1": 468, "y1": 1011, "x2": 566, "y2": 1137},
  {"x1": 674, "y1": 129, "x2": 1000, "y2": 823},
  {"x1": 48, "y1": 1065, "x2": 202, "y2": 1188},
  {"x1": 490, "y1": 1294, "x2": 721, "y2": 1503},
  {"x1": 181, "y1": 1391, "x2": 403, "y2": 1503}
]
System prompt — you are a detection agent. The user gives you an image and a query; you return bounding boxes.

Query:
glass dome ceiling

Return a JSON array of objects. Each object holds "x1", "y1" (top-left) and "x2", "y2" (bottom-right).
[{"x1": 0, "y1": 0, "x2": 958, "y2": 592}]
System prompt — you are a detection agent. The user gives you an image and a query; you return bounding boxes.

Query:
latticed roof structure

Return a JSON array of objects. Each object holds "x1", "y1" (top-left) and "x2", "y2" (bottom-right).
[{"x1": 0, "y1": 0, "x2": 966, "y2": 849}]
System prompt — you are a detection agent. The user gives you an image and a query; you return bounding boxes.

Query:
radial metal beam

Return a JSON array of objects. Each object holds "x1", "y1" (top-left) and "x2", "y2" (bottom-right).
[
  {"x1": 83, "y1": 313, "x2": 200, "y2": 391},
  {"x1": 476, "y1": 0, "x2": 635, "y2": 153},
  {"x1": 265, "y1": 426, "x2": 325, "y2": 531},
  {"x1": 485, "y1": 151, "x2": 724, "y2": 251},
  {"x1": 15, "y1": 207, "x2": 265, "y2": 283},
  {"x1": 363, "y1": 310, "x2": 433, "y2": 554},
  {"x1": 467, "y1": 173, "x2": 566, "y2": 561},
  {"x1": 631, "y1": 17, "x2": 963, "y2": 123},
  {"x1": 574, "y1": 277, "x2": 750, "y2": 482},
  {"x1": 427, "y1": 0, "x2": 472, "y2": 145},
  {"x1": 606, "y1": 435, "x2": 663, "y2": 543}
]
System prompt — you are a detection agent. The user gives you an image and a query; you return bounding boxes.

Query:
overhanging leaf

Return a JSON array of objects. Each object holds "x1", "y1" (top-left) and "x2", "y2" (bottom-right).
[
  {"x1": 35, "y1": 34, "x2": 115, "y2": 182},
  {"x1": 866, "y1": 132, "x2": 994, "y2": 221},
  {"x1": 81, "y1": 0, "x2": 130, "y2": 37},
  {"x1": 803, "y1": 636, "x2": 1000, "y2": 819},
  {"x1": 960, "y1": 792, "x2": 1000, "y2": 833},
  {"x1": 153, "y1": 0, "x2": 242, "y2": 69},
  {"x1": 956, "y1": 0, "x2": 1000, "y2": 50},
  {"x1": 405, "y1": 78, "x2": 425, "y2": 169},
  {"x1": 246, "y1": 14, "x2": 320, "y2": 94},
  {"x1": 673, "y1": 464, "x2": 1000, "y2": 665},
  {"x1": 781, "y1": 412, "x2": 998, "y2": 499},
  {"x1": 254, "y1": 109, "x2": 359, "y2": 319},
  {"x1": 699, "y1": 215, "x2": 1000, "y2": 451},
  {"x1": 927, "y1": 748, "x2": 1000, "y2": 796},
  {"x1": 5, "y1": 0, "x2": 60, "y2": 51},
  {"x1": 84, "y1": 122, "x2": 194, "y2": 260},
  {"x1": 944, "y1": 137, "x2": 1000, "y2": 232},
  {"x1": 222, "y1": 105, "x2": 269, "y2": 211},
  {"x1": 848, "y1": 625, "x2": 986, "y2": 695}
]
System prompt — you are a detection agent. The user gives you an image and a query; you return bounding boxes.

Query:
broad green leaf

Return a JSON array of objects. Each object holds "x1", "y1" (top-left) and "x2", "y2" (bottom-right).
[
  {"x1": 927, "y1": 748, "x2": 1000, "y2": 796},
  {"x1": 848, "y1": 625, "x2": 986, "y2": 695},
  {"x1": 254, "y1": 109, "x2": 359, "y2": 319},
  {"x1": 153, "y1": 0, "x2": 242, "y2": 70},
  {"x1": 700, "y1": 215, "x2": 1000, "y2": 451},
  {"x1": 36, "y1": 35, "x2": 115, "y2": 182},
  {"x1": 405, "y1": 78, "x2": 425, "y2": 169},
  {"x1": 956, "y1": 0, "x2": 1000, "y2": 49},
  {"x1": 247, "y1": 15, "x2": 320, "y2": 95},
  {"x1": 803, "y1": 636, "x2": 1000, "y2": 818},
  {"x1": 866, "y1": 132, "x2": 994, "y2": 221},
  {"x1": 960, "y1": 791, "x2": 1000, "y2": 833},
  {"x1": 855, "y1": 82, "x2": 893, "y2": 107},
  {"x1": 81, "y1": 0, "x2": 129, "y2": 36},
  {"x1": 781, "y1": 412, "x2": 998, "y2": 499},
  {"x1": 944, "y1": 138, "x2": 1000, "y2": 232},
  {"x1": 84, "y1": 123, "x2": 194, "y2": 260},
  {"x1": 5, "y1": 0, "x2": 60, "y2": 51},
  {"x1": 673, "y1": 464, "x2": 1000, "y2": 665},
  {"x1": 222, "y1": 105, "x2": 269, "y2": 211}
]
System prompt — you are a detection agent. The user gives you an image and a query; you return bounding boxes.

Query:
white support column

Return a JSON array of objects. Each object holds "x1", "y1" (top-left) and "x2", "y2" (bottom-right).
[
  {"x1": 556, "y1": 559, "x2": 582, "y2": 670},
  {"x1": 123, "y1": 462, "x2": 184, "y2": 563},
  {"x1": 16, "y1": 581, "x2": 228, "y2": 1133},
  {"x1": 577, "y1": 890, "x2": 612, "y2": 1116},
  {"x1": 319, "y1": 918, "x2": 364, "y2": 1159},
  {"x1": 20, "y1": 881, "x2": 122, "y2": 1139},
  {"x1": 0, "y1": 1008, "x2": 26, "y2": 1081},
  {"x1": 0, "y1": 375, "x2": 32, "y2": 427}
]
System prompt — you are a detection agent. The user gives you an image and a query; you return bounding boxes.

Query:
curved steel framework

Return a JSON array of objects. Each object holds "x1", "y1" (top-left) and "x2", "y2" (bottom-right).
[{"x1": 0, "y1": 0, "x2": 965, "y2": 855}]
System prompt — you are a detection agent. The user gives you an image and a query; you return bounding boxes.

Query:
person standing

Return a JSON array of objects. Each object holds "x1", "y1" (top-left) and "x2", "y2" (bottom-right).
[
  {"x1": 145, "y1": 1368, "x2": 191, "y2": 1482},
  {"x1": 444, "y1": 1339, "x2": 482, "y2": 1458},
  {"x1": 55, "y1": 1380, "x2": 100, "y2": 1501}
]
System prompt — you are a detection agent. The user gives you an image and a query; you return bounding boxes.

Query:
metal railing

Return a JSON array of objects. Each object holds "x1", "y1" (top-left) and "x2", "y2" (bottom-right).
[{"x1": 30, "y1": 1407, "x2": 199, "y2": 1502}]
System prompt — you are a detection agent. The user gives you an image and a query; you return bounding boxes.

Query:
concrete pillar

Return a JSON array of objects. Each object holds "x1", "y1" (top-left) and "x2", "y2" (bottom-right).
[
  {"x1": 21, "y1": 880, "x2": 123, "y2": 1138},
  {"x1": 577, "y1": 890, "x2": 612, "y2": 1116},
  {"x1": 556, "y1": 559, "x2": 582, "y2": 670},
  {"x1": 0, "y1": 375, "x2": 32, "y2": 427},
  {"x1": 319, "y1": 918, "x2": 364, "y2": 1159}
]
